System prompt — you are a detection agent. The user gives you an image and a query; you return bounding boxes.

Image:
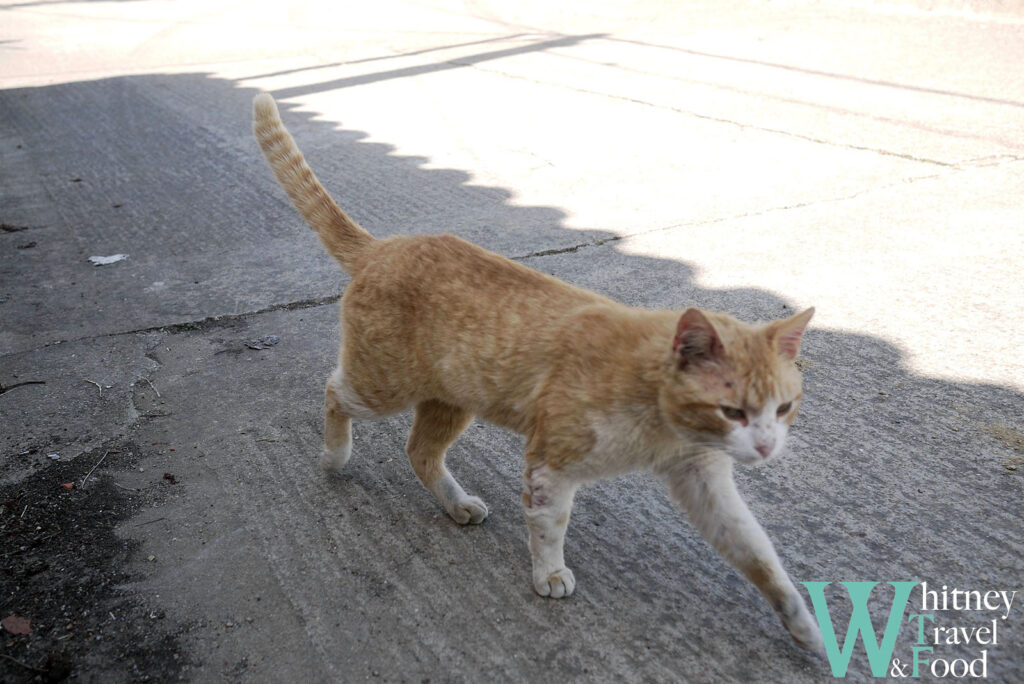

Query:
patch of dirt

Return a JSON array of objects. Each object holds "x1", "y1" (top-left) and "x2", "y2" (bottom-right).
[
  {"x1": 985, "y1": 422, "x2": 1024, "y2": 453},
  {"x1": 794, "y1": 358, "x2": 816, "y2": 371},
  {"x1": 984, "y1": 423, "x2": 1024, "y2": 470},
  {"x1": 1, "y1": 444, "x2": 190, "y2": 682}
]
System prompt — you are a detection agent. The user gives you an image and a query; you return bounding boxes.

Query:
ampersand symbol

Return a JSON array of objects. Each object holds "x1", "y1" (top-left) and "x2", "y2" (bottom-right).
[{"x1": 890, "y1": 658, "x2": 909, "y2": 677}]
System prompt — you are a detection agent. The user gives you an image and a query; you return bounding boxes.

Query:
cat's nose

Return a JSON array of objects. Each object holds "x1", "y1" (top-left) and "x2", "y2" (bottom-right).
[{"x1": 756, "y1": 445, "x2": 772, "y2": 458}]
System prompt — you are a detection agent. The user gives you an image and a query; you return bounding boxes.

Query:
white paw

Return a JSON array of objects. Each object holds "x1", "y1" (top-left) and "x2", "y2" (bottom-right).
[
  {"x1": 447, "y1": 495, "x2": 488, "y2": 525},
  {"x1": 319, "y1": 444, "x2": 351, "y2": 473},
  {"x1": 783, "y1": 606, "x2": 824, "y2": 652},
  {"x1": 533, "y1": 567, "x2": 575, "y2": 599}
]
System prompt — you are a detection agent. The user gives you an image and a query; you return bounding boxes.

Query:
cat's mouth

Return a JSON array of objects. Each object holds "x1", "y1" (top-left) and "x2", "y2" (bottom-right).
[{"x1": 730, "y1": 448, "x2": 777, "y2": 466}]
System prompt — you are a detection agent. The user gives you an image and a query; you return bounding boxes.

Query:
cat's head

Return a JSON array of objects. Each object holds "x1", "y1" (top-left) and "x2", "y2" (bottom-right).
[{"x1": 658, "y1": 307, "x2": 814, "y2": 465}]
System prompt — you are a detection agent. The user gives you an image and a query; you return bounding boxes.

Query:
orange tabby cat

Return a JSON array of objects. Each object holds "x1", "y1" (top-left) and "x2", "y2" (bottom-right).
[{"x1": 253, "y1": 94, "x2": 823, "y2": 650}]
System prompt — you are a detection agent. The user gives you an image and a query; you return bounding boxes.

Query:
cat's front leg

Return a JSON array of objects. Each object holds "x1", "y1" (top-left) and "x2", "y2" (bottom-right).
[
  {"x1": 660, "y1": 455, "x2": 823, "y2": 651},
  {"x1": 522, "y1": 463, "x2": 579, "y2": 598}
]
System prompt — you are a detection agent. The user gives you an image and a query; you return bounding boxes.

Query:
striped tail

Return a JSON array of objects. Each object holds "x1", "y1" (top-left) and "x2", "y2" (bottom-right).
[{"x1": 252, "y1": 94, "x2": 374, "y2": 273}]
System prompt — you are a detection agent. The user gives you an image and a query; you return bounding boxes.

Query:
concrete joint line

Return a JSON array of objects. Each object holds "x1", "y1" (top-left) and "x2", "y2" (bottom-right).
[
  {"x1": 2, "y1": 294, "x2": 343, "y2": 358},
  {"x1": 514, "y1": 170, "x2": 949, "y2": 262},
  {"x1": 463, "y1": 62, "x2": 956, "y2": 168}
]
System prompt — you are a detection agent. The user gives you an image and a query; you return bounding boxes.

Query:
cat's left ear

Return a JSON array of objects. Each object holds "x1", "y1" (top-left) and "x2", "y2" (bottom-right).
[
  {"x1": 768, "y1": 307, "x2": 814, "y2": 360},
  {"x1": 674, "y1": 308, "x2": 724, "y2": 367}
]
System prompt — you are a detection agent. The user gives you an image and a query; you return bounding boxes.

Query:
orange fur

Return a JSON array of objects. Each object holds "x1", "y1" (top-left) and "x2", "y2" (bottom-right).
[{"x1": 253, "y1": 94, "x2": 822, "y2": 650}]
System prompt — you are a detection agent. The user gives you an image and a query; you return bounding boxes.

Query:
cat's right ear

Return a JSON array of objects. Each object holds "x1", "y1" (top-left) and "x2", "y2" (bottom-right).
[
  {"x1": 768, "y1": 307, "x2": 814, "y2": 360},
  {"x1": 673, "y1": 308, "x2": 724, "y2": 368}
]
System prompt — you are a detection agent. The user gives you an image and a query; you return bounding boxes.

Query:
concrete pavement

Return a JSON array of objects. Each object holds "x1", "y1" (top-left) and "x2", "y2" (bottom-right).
[{"x1": 2, "y1": 1, "x2": 1022, "y2": 681}]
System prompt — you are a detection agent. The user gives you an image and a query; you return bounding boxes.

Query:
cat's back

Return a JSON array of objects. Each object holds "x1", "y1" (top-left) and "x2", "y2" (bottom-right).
[
  {"x1": 346, "y1": 233, "x2": 606, "y2": 316},
  {"x1": 339, "y1": 234, "x2": 616, "y2": 423}
]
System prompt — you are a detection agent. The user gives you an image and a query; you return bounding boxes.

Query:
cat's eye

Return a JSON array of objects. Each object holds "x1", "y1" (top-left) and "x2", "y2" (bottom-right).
[
  {"x1": 721, "y1": 407, "x2": 746, "y2": 421},
  {"x1": 776, "y1": 402, "x2": 793, "y2": 415}
]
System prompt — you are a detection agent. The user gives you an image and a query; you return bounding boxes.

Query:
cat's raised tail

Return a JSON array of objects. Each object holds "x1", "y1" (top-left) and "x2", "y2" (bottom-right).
[{"x1": 253, "y1": 93, "x2": 375, "y2": 274}]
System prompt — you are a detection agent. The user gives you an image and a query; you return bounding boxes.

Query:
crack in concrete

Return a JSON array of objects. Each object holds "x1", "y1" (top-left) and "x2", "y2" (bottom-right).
[
  {"x1": 4, "y1": 294, "x2": 342, "y2": 357},
  {"x1": 958, "y1": 154, "x2": 1024, "y2": 168},
  {"x1": 0, "y1": 380, "x2": 47, "y2": 395},
  {"x1": 514, "y1": 170, "x2": 949, "y2": 261},
  {"x1": 512, "y1": 237, "x2": 620, "y2": 260}
]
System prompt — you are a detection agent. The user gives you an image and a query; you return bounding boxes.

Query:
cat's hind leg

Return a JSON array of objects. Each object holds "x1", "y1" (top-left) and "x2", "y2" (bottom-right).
[
  {"x1": 321, "y1": 365, "x2": 381, "y2": 473},
  {"x1": 321, "y1": 369, "x2": 354, "y2": 472},
  {"x1": 406, "y1": 400, "x2": 488, "y2": 525}
]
